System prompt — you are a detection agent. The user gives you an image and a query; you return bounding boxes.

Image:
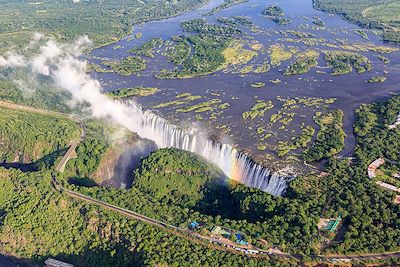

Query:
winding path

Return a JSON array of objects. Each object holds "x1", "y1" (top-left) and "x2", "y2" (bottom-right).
[{"x1": 1, "y1": 100, "x2": 399, "y2": 264}]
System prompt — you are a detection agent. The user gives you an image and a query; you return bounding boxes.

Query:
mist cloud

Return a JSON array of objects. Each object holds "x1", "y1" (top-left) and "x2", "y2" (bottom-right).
[
  {"x1": 0, "y1": 36, "x2": 165, "y2": 145},
  {"x1": 0, "y1": 52, "x2": 26, "y2": 68}
]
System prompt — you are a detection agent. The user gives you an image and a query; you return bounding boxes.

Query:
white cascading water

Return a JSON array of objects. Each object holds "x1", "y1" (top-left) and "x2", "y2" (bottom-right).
[{"x1": 125, "y1": 101, "x2": 291, "y2": 196}]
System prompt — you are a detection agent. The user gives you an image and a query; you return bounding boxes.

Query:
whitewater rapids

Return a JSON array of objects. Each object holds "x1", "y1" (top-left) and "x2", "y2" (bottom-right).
[{"x1": 125, "y1": 101, "x2": 292, "y2": 196}]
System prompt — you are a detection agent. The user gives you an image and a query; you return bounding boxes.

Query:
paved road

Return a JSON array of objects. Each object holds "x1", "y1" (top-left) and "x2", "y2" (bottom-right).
[{"x1": 2, "y1": 100, "x2": 400, "y2": 264}]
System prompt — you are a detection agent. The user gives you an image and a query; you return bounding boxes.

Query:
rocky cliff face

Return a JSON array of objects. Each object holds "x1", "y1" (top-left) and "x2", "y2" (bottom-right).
[{"x1": 91, "y1": 136, "x2": 156, "y2": 188}]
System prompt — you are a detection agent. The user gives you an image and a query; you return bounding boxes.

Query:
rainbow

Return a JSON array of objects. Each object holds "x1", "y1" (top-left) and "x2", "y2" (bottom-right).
[{"x1": 125, "y1": 101, "x2": 291, "y2": 196}]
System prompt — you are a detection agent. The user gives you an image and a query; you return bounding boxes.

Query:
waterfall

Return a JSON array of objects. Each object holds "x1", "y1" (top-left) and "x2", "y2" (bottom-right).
[{"x1": 125, "y1": 101, "x2": 292, "y2": 196}]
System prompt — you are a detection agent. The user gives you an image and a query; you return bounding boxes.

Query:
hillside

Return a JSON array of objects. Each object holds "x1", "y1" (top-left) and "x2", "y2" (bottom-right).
[
  {"x1": 0, "y1": 104, "x2": 80, "y2": 166},
  {"x1": 133, "y1": 148, "x2": 227, "y2": 206}
]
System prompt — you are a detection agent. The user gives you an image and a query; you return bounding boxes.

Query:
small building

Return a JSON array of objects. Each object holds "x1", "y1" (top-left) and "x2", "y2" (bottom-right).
[
  {"x1": 318, "y1": 216, "x2": 342, "y2": 233},
  {"x1": 45, "y1": 258, "x2": 73, "y2": 267},
  {"x1": 376, "y1": 181, "x2": 400, "y2": 193},
  {"x1": 211, "y1": 226, "x2": 231, "y2": 238},
  {"x1": 235, "y1": 233, "x2": 248, "y2": 245},
  {"x1": 188, "y1": 221, "x2": 205, "y2": 230},
  {"x1": 367, "y1": 158, "x2": 385, "y2": 178}
]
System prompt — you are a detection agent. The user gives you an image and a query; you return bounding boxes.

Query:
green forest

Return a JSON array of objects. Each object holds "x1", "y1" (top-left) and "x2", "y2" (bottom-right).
[
  {"x1": 0, "y1": 91, "x2": 399, "y2": 266},
  {"x1": 0, "y1": 106, "x2": 80, "y2": 164},
  {"x1": 313, "y1": 0, "x2": 400, "y2": 43},
  {"x1": 0, "y1": 0, "x2": 209, "y2": 51}
]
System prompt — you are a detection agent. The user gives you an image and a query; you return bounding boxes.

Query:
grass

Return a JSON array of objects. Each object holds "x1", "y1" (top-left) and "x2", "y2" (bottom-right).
[
  {"x1": 284, "y1": 50, "x2": 319, "y2": 75},
  {"x1": 0, "y1": 105, "x2": 80, "y2": 163},
  {"x1": 250, "y1": 82, "x2": 266, "y2": 88},
  {"x1": 268, "y1": 44, "x2": 296, "y2": 66},
  {"x1": 367, "y1": 76, "x2": 386, "y2": 83},
  {"x1": 242, "y1": 100, "x2": 274, "y2": 120},
  {"x1": 106, "y1": 87, "x2": 158, "y2": 98},
  {"x1": 222, "y1": 40, "x2": 258, "y2": 67}
]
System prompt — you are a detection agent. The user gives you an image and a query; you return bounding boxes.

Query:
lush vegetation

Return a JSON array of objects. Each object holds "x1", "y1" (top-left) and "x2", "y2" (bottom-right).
[
  {"x1": 133, "y1": 148, "x2": 226, "y2": 206},
  {"x1": 263, "y1": 5, "x2": 284, "y2": 17},
  {"x1": 181, "y1": 18, "x2": 240, "y2": 36},
  {"x1": 313, "y1": 0, "x2": 400, "y2": 43},
  {"x1": 129, "y1": 38, "x2": 163, "y2": 58},
  {"x1": 217, "y1": 16, "x2": 253, "y2": 26},
  {"x1": 0, "y1": 167, "x2": 287, "y2": 267},
  {"x1": 157, "y1": 34, "x2": 231, "y2": 78},
  {"x1": 0, "y1": 105, "x2": 80, "y2": 164},
  {"x1": 208, "y1": 0, "x2": 249, "y2": 15},
  {"x1": 276, "y1": 126, "x2": 315, "y2": 157},
  {"x1": 303, "y1": 110, "x2": 345, "y2": 162},
  {"x1": 65, "y1": 120, "x2": 110, "y2": 180},
  {"x1": 323, "y1": 50, "x2": 372, "y2": 75},
  {"x1": 106, "y1": 87, "x2": 158, "y2": 99},
  {"x1": 242, "y1": 100, "x2": 274, "y2": 120},
  {"x1": 263, "y1": 5, "x2": 291, "y2": 26},
  {"x1": 1, "y1": 96, "x2": 400, "y2": 266},
  {"x1": 284, "y1": 50, "x2": 319, "y2": 75},
  {"x1": 104, "y1": 56, "x2": 146, "y2": 76},
  {"x1": 367, "y1": 76, "x2": 386, "y2": 83},
  {"x1": 0, "y1": 0, "x2": 209, "y2": 51},
  {"x1": 163, "y1": 36, "x2": 191, "y2": 65},
  {"x1": 0, "y1": 79, "x2": 72, "y2": 113}
]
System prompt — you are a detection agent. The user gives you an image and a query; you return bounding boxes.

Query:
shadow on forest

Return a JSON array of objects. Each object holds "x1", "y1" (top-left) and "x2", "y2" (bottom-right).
[
  {"x1": 193, "y1": 179, "x2": 242, "y2": 220},
  {"x1": 0, "y1": 162, "x2": 37, "y2": 172},
  {"x1": 0, "y1": 148, "x2": 68, "y2": 173}
]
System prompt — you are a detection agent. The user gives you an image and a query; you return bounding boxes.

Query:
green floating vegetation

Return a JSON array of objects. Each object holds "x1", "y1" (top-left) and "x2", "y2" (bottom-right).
[
  {"x1": 271, "y1": 17, "x2": 292, "y2": 26},
  {"x1": 257, "y1": 145, "x2": 267, "y2": 151},
  {"x1": 181, "y1": 18, "x2": 240, "y2": 36},
  {"x1": 217, "y1": 16, "x2": 253, "y2": 26},
  {"x1": 242, "y1": 100, "x2": 274, "y2": 120},
  {"x1": 367, "y1": 76, "x2": 386, "y2": 83},
  {"x1": 221, "y1": 40, "x2": 258, "y2": 68},
  {"x1": 176, "y1": 99, "x2": 223, "y2": 113},
  {"x1": 312, "y1": 16, "x2": 325, "y2": 27},
  {"x1": 250, "y1": 82, "x2": 266, "y2": 88},
  {"x1": 263, "y1": 5, "x2": 284, "y2": 17},
  {"x1": 103, "y1": 56, "x2": 146, "y2": 76},
  {"x1": 157, "y1": 34, "x2": 231, "y2": 79},
  {"x1": 153, "y1": 93, "x2": 201, "y2": 109},
  {"x1": 284, "y1": 50, "x2": 319, "y2": 76},
  {"x1": 135, "y1": 32, "x2": 142, "y2": 39},
  {"x1": 268, "y1": 44, "x2": 297, "y2": 66},
  {"x1": 208, "y1": 0, "x2": 249, "y2": 15},
  {"x1": 87, "y1": 63, "x2": 112, "y2": 73},
  {"x1": 303, "y1": 109, "x2": 345, "y2": 162},
  {"x1": 106, "y1": 87, "x2": 158, "y2": 98},
  {"x1": 378, "y1": 54, "x2": 390, "y2": 63},
  {"x1": 269, "y1": 79, "x2": 282, "y2": 84},
  {"x1": 323, "y1": 50, "x2": 372, "y2": 75},
  {"x1": 355, "y1": 29, "x2": 369, "y2": 40},
  {"x1": 263, "y1": 4, "x2": 291, "y2": 25},
  {"x1": 129, "y1": 38, "x2": 163, "y2": 58},
  {"x1": 286, "y1": 30, "x2": 316, "y2": 38},
  {"x1": 276, "y1": 126, "x2": 315, "y2": 157}
]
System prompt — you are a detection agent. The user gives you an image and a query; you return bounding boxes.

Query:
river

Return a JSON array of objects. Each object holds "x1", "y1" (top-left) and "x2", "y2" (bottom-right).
[{"x1": 88, "y1": 0, "x2": 400, "y2": 170}]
